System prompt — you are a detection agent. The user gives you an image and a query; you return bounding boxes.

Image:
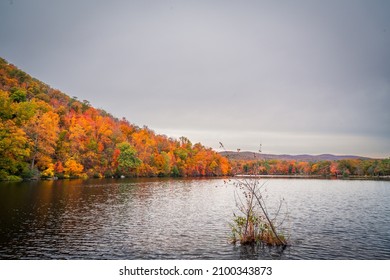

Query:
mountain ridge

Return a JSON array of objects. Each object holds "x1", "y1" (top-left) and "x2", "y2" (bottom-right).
[{"x1": 219, "y1": 151, "x2": 373, "y2": 161}]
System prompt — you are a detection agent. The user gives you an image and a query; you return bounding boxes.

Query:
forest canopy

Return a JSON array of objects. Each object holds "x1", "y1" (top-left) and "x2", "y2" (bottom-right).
[{"x1": 0, "y1": 58, "x2": 230, "y2": 180}]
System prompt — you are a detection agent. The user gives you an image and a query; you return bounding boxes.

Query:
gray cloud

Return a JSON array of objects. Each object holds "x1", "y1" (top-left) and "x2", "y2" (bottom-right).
[{"x1": 1, "y1": 0, "x2": 389, "y2": 157}]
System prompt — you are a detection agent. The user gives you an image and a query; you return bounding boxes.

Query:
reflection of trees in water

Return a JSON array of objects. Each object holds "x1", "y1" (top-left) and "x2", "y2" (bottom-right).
[{"x1": 234, "y1": 243, "x2": 288, "y2": 260}]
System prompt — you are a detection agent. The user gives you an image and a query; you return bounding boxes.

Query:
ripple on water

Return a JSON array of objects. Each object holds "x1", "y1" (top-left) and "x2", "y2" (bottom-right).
[{"x1": 0, "y1": 178, "x2": 390, "y2": 259}]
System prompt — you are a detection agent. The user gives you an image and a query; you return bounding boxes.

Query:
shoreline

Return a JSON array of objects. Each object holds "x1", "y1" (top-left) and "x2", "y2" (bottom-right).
[
  {"x1": 2, "y1": 174, "x2": 390, "y2": 183},
  {"x1": 234, "y1": 174, "x2": 390, "y2": 181}
]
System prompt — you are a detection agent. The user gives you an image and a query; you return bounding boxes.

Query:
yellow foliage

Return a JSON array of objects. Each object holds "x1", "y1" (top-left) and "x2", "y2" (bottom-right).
[
  {"x1": 41, "y1": 163, "x2": 55, "y2": 178},
  {"x1": 64, "y1": 158, "x2": 84, "y2": 177}
]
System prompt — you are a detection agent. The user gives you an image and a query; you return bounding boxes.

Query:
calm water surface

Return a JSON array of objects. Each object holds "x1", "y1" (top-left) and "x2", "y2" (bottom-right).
[{"x1": 0, "y1": 178, "x2": 389, "y2": 259}]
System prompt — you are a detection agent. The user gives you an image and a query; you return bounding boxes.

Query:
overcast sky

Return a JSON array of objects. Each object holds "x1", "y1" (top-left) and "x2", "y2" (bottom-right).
[{"x1": 1, "y1": 0, "x2": 389, "y2": 157}]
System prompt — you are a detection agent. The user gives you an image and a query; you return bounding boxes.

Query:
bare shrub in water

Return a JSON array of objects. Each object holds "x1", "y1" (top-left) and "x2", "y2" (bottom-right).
[
  {"x1": 219, "y1": 142, "x2": 288, "y2": 247},
  {"x1": 229, "y1": 178, "x2": 288, "y2": 247}
]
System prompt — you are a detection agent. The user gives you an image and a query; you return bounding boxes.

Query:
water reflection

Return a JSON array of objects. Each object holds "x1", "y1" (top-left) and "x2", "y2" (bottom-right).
[
  {"x1": 0, "y1": 178, "x2": 389, "y2": 259},
  {"x1": 234, "y1": 243, "x2": 287, "y2": 260}
]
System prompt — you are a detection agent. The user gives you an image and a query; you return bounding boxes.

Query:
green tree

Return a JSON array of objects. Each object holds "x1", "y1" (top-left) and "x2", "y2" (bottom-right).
[
  {"x1": 171, "y1": 165, "x2": 181, "y2": 177},
  {"x1": 117, "y1": 142, "x2": 142, "y2": 176},
  {"x1": 10, "y1": 88, "x2": 27, "y2": 103}
]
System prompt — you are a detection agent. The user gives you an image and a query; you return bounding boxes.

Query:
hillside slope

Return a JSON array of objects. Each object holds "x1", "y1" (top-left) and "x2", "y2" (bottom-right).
[{"x1": 0, "y1": 57, "x2": 230, "y2": 180}]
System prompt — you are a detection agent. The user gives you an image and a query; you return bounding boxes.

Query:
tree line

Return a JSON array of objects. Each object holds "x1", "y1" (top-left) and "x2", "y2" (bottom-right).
[
  {"x1": 0, "y1": 58, "x2": 230, "y2": 180},
  {"x1": 231, "y1": 158, "x2": 390, "y2": 178}
]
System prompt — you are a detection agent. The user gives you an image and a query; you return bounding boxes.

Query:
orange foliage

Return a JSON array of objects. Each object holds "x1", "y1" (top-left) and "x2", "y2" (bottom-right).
[
  {"x1": 0, "y1": 57, "x2": 232, "y2": 179},
  {"x1": 64, "y1": 158, "x2": 84, "y2": 177}
]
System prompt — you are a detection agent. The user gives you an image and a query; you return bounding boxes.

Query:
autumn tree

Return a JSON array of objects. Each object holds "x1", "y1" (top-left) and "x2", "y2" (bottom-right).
[
  {"x1": 64, "y1": 158, "x2": 84, "y2": 178},
  {"x1": 0, "y1": 90, "x2": 30, "y2": 179},
  {"x1": 24, "y1": 109, "x2": 59, "y2": 175},
  {"x1": 0, "y1": 120, "x2": 30, "y2": 179}
]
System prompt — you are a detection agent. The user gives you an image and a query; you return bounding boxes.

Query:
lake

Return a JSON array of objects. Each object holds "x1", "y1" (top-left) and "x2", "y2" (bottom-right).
[{"x1": 0, "y1": 178, "x2": 389, "y2": 259}]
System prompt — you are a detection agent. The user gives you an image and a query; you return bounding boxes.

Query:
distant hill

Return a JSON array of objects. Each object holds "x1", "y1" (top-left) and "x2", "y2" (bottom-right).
[{"x1": 219, "y1": 151, "x2": 372, "y2": 162}]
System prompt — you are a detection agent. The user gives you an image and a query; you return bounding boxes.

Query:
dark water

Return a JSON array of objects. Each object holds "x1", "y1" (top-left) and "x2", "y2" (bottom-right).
[{"x1": 0, "y1": 178, "x2": 389, "y2": 259}]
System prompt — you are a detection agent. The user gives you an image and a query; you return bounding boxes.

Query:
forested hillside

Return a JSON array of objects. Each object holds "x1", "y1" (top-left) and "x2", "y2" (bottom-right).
[
  {"x1": 0, "y1": 58, "x2": 230, "y2": 180},
  {"x1": 230, "y1": 158, "x2": 390, "y2": 177}
]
